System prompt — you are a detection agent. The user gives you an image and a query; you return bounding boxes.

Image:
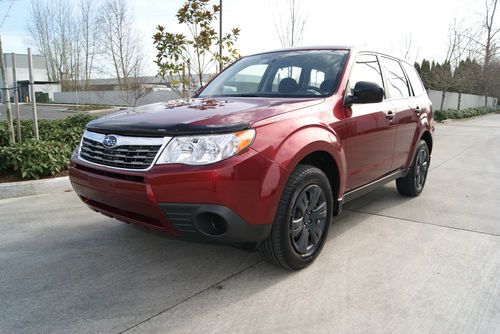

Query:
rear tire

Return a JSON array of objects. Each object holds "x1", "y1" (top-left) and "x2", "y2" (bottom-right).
[
  {"x1": 396, "y1": 140, "x2": 430, "y2": 197},
  {"x1": 259, "y1": 164, "x2": 333, "y2": 270}
]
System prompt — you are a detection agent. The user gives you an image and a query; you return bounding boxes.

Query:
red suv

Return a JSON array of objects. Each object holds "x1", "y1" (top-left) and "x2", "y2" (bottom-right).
[{"x1": 70, "y1": 46, "x2": 434, "y2": 269}]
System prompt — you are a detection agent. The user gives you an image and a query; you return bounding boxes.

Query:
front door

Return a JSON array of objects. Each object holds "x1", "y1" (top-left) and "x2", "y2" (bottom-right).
[{"x1": 344, "y1": 54, "x2": 396, "y2": 191}]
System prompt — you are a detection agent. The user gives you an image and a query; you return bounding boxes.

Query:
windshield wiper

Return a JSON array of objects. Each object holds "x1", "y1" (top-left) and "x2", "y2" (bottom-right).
[{"x1": 218, "y1": 94, "x2": 264, "y2": 97}]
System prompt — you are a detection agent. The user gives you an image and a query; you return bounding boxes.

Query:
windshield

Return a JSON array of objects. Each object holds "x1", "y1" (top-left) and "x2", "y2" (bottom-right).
[{"x1": 198, "y1": 50, "x2": 349, "y2": 98}]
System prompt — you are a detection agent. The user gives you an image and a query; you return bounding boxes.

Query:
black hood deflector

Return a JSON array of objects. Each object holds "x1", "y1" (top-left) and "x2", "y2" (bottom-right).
[{"x1": 86, "y1": 121, "x2": 250, "y2": 137}]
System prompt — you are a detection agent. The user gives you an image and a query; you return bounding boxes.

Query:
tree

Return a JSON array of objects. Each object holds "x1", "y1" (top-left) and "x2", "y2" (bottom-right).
[
  {"x1": 461, "y1": 0, "x2": 500, "y2": 104},
  {"x1": 482, "y1": 0, "x2": 500, "y2": 66},
  {"x1": 418, "y1": 59, "x2": 432, "y2": 89},
  {"x1": 28, "y1": 0, "x2": 59, "y2": 82},
  {"x1": 153, "y1": 0, "x2": 240, "y2": 98},
  {"x1": 481, "y1": 0, "x2": 500, "y2": 104},
  {"x1": 119, "y1": 64, "x2": 153, "y2": 107},
  {"x1": 453, "y1": 58, "x2": 483, "y2": 108},
  {"x1": 274, "y1": 0, "x2": 307, "y2": 48},
  {"x1": 397, "y1": 34, "x2": 420, "y2": 63},
  {"x1": 99, "y1": 0, "x2": 143, "y2": 90},
  {"x1": 434, "y1": 62, "x2": 453, "y2": 110},
  {"x1": 27, "y1": 0, "x2": 99, "y2": 90},
  {"x1": 424, "y1": 21, "x2": 471, "y2": 110},
  {"x1": 445, "y1": 19, "x2": 469, "y2": 69},
  {"x1": 122, "y1": 78, "x2": 152, "y2": 107},
  {"x1": 79, "y1": 0, "x2": 99, "y2": 90},
  {"x1": 0, "y1": 36, "x2": 14, "y2": 145}
]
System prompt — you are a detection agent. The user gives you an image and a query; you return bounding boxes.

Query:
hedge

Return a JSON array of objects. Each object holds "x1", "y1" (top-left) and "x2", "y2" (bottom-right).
[
  {"x1": 434, "y1": 106, "x2": 499, "y2": 121},
  {"x1": 0, "y1": 114, "x2": 96, "y2": 180}
]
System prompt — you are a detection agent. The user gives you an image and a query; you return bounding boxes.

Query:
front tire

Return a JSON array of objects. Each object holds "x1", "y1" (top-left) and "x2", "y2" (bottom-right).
[
  {"x1": 396, "y1": 140, "x2": 430, "y2": 197},
  {"x1": 259, "y1": 164, "x2": 333, "y2": 270}
]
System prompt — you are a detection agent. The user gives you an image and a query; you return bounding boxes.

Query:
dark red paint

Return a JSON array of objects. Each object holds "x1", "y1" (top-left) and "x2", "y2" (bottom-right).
[{"x1": 69, "y1": 47, "x2": 434, "y2": 237}]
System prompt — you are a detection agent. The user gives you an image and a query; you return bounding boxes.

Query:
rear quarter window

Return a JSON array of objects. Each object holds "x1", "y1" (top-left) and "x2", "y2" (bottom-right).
[{"x1": 402, "y1": 62, "x2": 425, "y2": 96}]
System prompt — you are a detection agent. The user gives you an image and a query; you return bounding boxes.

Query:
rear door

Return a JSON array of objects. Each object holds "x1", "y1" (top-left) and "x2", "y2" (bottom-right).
[
  {"x1": 379, "y1": 57, "x2": 418, "y2": 170},
  {"x1": 344, "y1": 54, "x2": 396, "y2": 191}
]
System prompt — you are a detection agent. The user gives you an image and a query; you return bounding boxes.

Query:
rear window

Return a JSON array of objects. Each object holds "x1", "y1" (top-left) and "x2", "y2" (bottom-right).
[{"x1": 402, "y1": 62, "x2": 425, "y2": 96}]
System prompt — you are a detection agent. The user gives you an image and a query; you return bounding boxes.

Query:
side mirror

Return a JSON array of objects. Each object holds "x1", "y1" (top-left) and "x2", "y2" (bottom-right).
[{"x1": 345, "y1": 81, "x2": 384, "y2": 106}]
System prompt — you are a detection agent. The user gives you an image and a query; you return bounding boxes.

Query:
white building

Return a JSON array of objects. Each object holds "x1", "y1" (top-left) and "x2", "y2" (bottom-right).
[{"x1": 1, "y1": 53, "x2": 60, "y2": 103}]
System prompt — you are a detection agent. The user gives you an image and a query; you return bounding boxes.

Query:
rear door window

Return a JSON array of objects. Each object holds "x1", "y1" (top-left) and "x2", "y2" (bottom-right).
[{"x1": 380, "y1": 57, "x2": 411, "y2": 99}]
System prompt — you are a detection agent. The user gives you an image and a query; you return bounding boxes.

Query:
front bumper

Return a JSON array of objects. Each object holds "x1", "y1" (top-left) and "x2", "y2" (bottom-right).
[{"x1": 69, "y1": 148, "x2": 285, "y2": 243}]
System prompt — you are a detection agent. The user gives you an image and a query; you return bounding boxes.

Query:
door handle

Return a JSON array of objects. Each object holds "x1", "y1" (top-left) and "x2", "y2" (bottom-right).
[{"x1": 385, "y1": 110, "x2": 395, "y2": 119}]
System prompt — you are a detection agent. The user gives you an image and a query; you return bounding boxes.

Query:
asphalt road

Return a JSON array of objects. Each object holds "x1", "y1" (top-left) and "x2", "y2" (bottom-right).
[
  {"x1": 0, "y1": 104, "x2": 115, "y2": 121},
  {"x1": 1, "y1": 115, "x2": 499, "y2": 334}
]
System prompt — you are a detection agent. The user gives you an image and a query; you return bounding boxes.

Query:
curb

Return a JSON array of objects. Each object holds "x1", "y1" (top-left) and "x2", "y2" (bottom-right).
[
  {"x1": 85, "y1": 108, "x2": 121, "y2": 114},
  {"x1": 0, "y1": 176, "x2": 72, "y2": 200},
  {"x1": 438, "y1": 112, "x2": 500, "y2": 124}
]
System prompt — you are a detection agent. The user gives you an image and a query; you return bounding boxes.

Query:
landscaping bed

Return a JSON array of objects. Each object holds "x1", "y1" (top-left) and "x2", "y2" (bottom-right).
[
  {"x1": 0, "y1": 114, "x2": 96, "y2": 181},
  {"x1": 434, "y1": 106, "x2": 500, "y2": 121},
  {"x1": 66, "y1": 104, "x2": 116, "y2": 112}
]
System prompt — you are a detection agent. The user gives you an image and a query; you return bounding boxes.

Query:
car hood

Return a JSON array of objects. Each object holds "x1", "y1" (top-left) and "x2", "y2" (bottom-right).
[{"x1": 86, "y1": 97, "x2": 324, "y2": 136}]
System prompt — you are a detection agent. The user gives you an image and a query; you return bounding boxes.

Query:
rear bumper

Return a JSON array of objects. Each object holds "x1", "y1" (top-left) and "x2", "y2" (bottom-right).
[{"x1": 69, "y1": 148, "x2": 286, "y2": 243}]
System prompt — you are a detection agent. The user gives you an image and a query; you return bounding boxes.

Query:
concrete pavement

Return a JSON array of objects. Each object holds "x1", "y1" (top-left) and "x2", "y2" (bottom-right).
[
  {"x1": 0, "y1": 104, "x2": 77, "y2": 120},
  {"x1": 1, "y1": 115, "x2": 499, "y2": 333}
]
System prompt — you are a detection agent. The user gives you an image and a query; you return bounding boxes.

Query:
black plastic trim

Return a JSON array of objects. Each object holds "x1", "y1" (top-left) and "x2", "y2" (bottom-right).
[
  {"x1": 159, "y1": 203, "x2": 272, "y2": 243},
  {"x1": 86, "y1": 122, "x2": 250, "y2": 137},
  {"x1": 337, "y1": 168, "x2": 409, "y2": 214}
]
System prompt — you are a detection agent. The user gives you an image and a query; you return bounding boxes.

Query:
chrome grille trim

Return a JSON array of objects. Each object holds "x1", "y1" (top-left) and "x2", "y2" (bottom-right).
[{"x1": 78, "y1": 130, "x2": 171, "y2": 171}]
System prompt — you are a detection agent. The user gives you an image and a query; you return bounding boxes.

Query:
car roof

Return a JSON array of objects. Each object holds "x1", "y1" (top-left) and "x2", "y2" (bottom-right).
[
  {"x1": 248, "y1": 46, "x2": 413, "y2": 67},
  {"x1": 249, "y1": 45, "x2": 354, "y2": 56}
]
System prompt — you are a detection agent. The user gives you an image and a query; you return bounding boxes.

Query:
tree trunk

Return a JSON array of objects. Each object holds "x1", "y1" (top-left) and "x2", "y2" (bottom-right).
[
  {"x1": 0, "y1": 36, "x2": 15, "y2": 145},
  {"x1": 440, "y1": 90, "x2": 446, "y2": 111},
  {"x1": 457, "y1": 91, "x2": 462, "y2": 110},
  {"x1": 485, "y1": 95, "x2": 488, "y2": 107}
]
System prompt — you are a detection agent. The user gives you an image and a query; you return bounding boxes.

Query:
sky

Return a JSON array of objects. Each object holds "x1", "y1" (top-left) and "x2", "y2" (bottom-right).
[{"x1": 0, "y1": 0, "x2": 487, "y2": 75}]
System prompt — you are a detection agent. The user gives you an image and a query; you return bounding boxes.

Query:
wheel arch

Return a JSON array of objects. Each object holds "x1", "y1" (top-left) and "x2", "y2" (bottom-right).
[
  {"x1": 272, "y1": 126, "x2": 346, "y2": 203},
  {"x1": 298, "y1": 151, "x2": 341, "y2": 209},
  {"x1": 420, "y1": 130, "x2": 433, "y2": 154}
]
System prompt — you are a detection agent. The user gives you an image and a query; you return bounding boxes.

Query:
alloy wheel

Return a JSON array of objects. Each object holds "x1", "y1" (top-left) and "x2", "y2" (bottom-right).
[
  {"x1": 290, "y1": 184, "x2": 328, "y2": 257},
  {"x1": 415, "y1": 148, "x2": 429, "y2": 191}
]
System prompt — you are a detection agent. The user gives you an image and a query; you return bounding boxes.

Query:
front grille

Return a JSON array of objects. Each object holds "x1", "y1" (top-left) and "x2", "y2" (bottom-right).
[{"x1": 80, "y1": 137, "x2": 162, "y2": 170}]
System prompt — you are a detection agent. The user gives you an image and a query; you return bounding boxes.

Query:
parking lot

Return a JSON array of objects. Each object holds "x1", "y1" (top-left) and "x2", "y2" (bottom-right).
[
  {"x1": 0, "y1": 104, "x2": 116, "y2": 121},
  {"x1": 1, "y1": 114, "x2": 499, "y2": 333}
]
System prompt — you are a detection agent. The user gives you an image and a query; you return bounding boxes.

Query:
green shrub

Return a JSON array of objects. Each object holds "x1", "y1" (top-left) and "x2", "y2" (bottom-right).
[
  {"x1": 0, "y1": 114, "x2": 95, "y2": 146},
  {"x1": 435, "y1": 106, "x2": 499, "y2": 121},
  {"x1": 0, "y1": 140, "x2": 73, "y2": 179},
  {"x1": 0, "y1": 114, "x2": 96, "y2": 180},
  {"x1": 0, "y1": 145, "x2": 13, "y2": 174}
]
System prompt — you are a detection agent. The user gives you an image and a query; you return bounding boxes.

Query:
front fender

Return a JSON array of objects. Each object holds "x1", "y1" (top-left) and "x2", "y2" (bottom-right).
[{"x1": 253, "y1": 124, "x2": 346, "y2": 200}]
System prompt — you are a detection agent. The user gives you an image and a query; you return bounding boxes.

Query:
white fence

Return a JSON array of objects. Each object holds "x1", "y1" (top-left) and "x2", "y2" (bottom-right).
[
  {"x1": 428, "y1": 90, "x2": 497, "y2": 110},
  {"x1": 53, "y1": 90, "x2": 180, "y2": 106},
  {"x1": 53, "y1": 88, "x2": 498, "y2": 110}
]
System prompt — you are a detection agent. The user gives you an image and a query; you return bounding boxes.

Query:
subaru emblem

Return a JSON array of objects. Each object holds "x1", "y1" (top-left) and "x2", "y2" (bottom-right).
[{"x1": 102, "y1": 135, "x2": 118, "y2": 148}]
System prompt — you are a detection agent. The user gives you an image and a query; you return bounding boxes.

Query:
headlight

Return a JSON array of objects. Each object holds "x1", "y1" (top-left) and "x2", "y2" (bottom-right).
[{"x1": 156, "y1": 129, "x2": 255, "y2": 165}]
